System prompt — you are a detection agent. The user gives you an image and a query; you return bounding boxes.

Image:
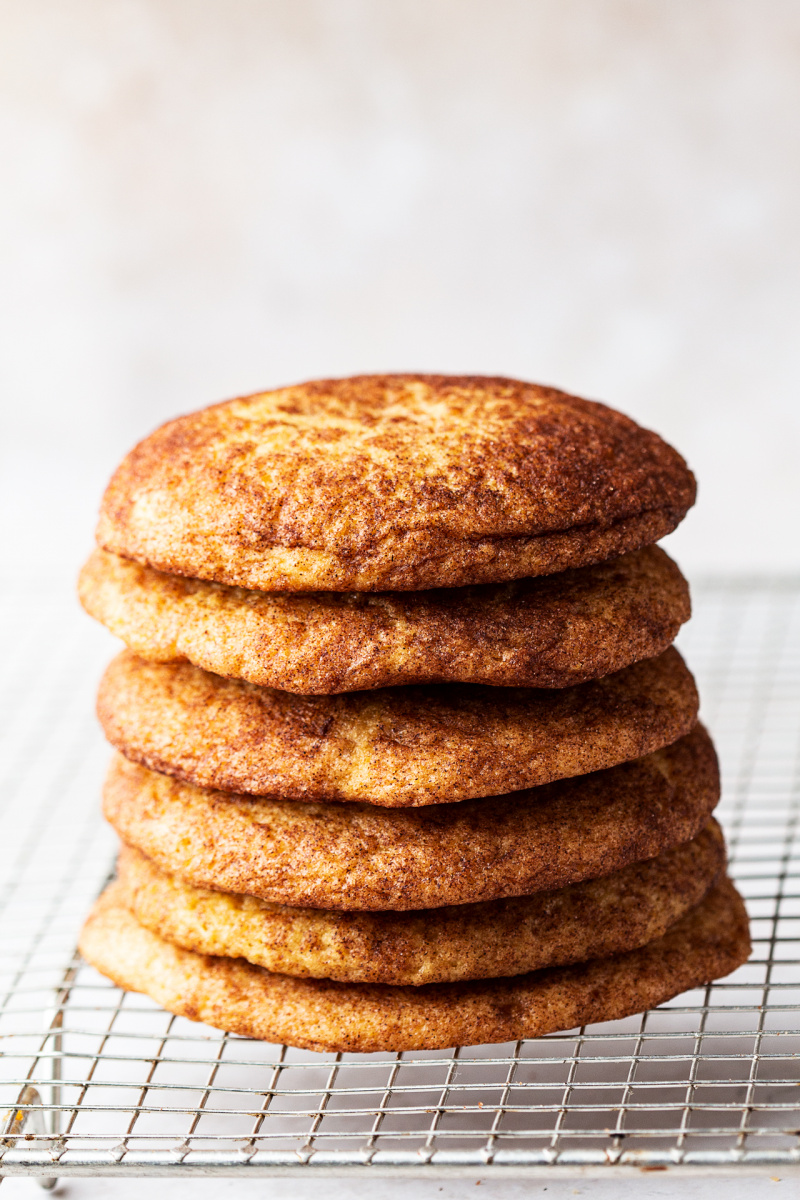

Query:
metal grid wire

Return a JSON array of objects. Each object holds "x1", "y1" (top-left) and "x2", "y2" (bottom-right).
[{"x1": 0, "y1": 578, "x2": 799, "y2": 1180}]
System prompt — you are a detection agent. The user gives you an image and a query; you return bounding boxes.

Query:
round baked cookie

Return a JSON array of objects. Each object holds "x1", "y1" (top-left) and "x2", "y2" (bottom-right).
[
  {"x1": 79, "y1": 545, "x2": 690, "y2": 693},
  {"x1": 79, "y1": 877, "x2": 750, "y2": 1053},
  {"x1": 96, "y1": 375, "x2": 696, "y2": 592},
  {"x1": 97, "y1": 646, "x2": 698, "y2": 807},
  {"x1": 103, "y1": 725, "x2": 719, "y2": 910},
  {"x1": 117, "y1": 820, "x2": 725, "y2": 985}
]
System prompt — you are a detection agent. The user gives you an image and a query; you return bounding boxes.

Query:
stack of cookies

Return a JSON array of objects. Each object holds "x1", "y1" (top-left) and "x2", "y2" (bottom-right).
[{"x1": 78, "y1": 374, "x2": 750, "y2": 1053}]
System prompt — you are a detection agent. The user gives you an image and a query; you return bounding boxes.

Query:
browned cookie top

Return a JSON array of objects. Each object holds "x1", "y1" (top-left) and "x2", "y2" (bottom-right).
[
  {"x1": 80, "y1": 544, "x2": 690, "y2": 692},
  {"x1": 102, "y1": 725, "x2": 719, "y2": 910},
  {"x1": 96, "y1": 375, "x2": 696, "y2": 592},
  {"x1": 97, "y1": 646, "x2": 698, "y2": 806}
]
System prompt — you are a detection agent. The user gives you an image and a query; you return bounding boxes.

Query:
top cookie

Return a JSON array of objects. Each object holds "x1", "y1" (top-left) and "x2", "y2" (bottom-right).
[{"x1": 97, "y1": 375, "x2": 696, "y2": 592}]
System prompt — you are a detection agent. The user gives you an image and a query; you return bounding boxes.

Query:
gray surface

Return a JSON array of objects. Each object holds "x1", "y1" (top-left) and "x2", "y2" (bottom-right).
[
  {"x1": 0, "y1": 1174, "x2": 796, "y2": 1199},
  {"x1": 0, "y1": 1174, "x2": 797, "y2": 1200},
  {"x1": 0, "y1": 579, "x2": 799, "y2": 1184}
]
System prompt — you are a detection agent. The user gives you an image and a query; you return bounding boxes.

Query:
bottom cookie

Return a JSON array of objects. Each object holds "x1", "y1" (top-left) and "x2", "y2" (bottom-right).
[{"x1": 79, "y1": 877, "x2": 750, "y2": 1053}]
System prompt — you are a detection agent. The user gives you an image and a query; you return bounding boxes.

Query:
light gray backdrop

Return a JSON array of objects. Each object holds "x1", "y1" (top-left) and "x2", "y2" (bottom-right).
[{"x1": 2, "y1": 0, "x2": 799, "y2": 585}]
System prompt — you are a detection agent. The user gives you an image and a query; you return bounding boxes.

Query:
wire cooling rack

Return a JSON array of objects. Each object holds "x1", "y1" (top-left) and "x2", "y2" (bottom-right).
[{"x1": 0, "y1": 577, "x2": 799, "y2": 1183}]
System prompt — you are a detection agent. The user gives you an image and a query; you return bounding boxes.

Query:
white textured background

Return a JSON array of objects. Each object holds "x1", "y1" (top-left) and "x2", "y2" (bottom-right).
[{"x1": 1, "y1": 0, "x2": 799, "y2": 584}]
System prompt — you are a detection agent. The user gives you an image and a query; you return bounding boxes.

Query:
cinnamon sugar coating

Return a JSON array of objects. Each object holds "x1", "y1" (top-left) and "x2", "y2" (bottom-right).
[
  {"x1": 96, "y1": 375, "x2": 695, "y2": 592},
  {"x1": 97, "y1": 647, "x2": 698, "y2": 806},
  {"x1": 116, "y1": 820, "x2": 725, "y2": 985},
  {"x1": 102, "y1": 726, "x2": 719, "y2": 911},
  {"x1": 80, "y1": 545, "x2": 690, "y2": 693},
  {"x1": 79, "y1": 877, "x2": 749, "y2": 1053}
]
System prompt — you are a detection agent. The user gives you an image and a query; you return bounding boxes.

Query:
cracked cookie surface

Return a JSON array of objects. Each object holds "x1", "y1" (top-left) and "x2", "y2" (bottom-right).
[{"x1": 96, "y1": 374, "x2": 695, "y2": 592}]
